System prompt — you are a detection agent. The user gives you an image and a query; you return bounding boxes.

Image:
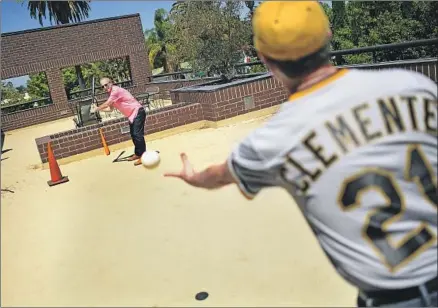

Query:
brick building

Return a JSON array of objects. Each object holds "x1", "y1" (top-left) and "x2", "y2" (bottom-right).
[{"x1": 1, "y1": 14, "x2": 151, "y2": 130}]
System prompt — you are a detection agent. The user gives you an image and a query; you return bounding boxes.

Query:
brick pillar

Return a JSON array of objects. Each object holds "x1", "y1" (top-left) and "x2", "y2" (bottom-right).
[
  {"x1": 129, "y1": 50, "x2": 152, "y2": 90},
  {"x1": 45, "y1": 68, "x2": 69, "y2": 111}
]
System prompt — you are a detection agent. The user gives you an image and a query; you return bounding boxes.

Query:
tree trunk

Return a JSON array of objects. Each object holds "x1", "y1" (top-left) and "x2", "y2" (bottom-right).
[{"x1": 162, "y1": 45, "x2": 173, "y2": 73}]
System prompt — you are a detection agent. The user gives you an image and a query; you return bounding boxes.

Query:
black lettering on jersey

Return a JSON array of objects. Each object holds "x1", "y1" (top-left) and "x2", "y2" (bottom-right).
[
  {"x1": 285, "y1": 155, "x2": 320, "y2": 181},
  {"x1": 424, "y1": 97, "x2": 437, "y2": 135},
  {"x1": 325, "y1": 115, "x2": 361, "y2": 154},
  {"x1": 282, "y1": 156, "x2": 314, "y2": 194},
  {"x1": 280, "y1": 166, "x2": 309, "y2": 194},
  {"x1": 378, "y1": 97, "x2": 405, "y2": 134},
  {"x1": 353, "y1": 103, "x2": 382, "y2": 142},
  {"x1": 302, "y1": 131, "x2": 338, "y2": 171},
  {"x1": 400, "y1": 96, "x2": 418, "y2": 131}
]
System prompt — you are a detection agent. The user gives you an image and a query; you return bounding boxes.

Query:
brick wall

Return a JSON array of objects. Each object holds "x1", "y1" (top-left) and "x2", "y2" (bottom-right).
[
  {"x1": 35, "y1": 74, "x2": 287, "y2": 163},
  {"x1": 65, "y1": 78, "x2": 216, "y2": 106},
  {"x1": 171, "y1": 74, "x2": 288, "y2": 121},
  {"x1": 148, "y1": 78, "x2": 218, "y2": 99},
  {"x1": 1, "y1": 103, "x2": 72, "y2": 132},
  {"x1": 34, "y1": 57, "x2": 437, "y2": 163},
  {"x1": 35, "y1": 102, "x2": 203, "y2": 163},
  {"x1": 2, "y1": 78, "x2": 214, "y2": 132},
  {"x1": 1, "y1": 77, "x2": 216, "y2": 132},
  {"x1": 1, "y1": 14, "x2": 151, "y2": 131},
  {"x1": 170, "y1": 58, "x2": 438, "y2": 122}
]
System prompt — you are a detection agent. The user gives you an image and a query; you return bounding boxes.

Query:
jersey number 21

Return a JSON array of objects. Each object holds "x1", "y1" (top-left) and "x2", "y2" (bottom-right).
[{"x1": 338, "y1": 144, "x2": 437, "y2": 273}]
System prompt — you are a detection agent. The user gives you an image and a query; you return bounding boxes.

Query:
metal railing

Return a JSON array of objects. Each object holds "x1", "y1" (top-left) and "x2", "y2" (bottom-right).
[
  {"x1": 234, "y1": 58, "x2": 438, "y2": 83},
  {"x1": 67, "y1": 80, "x2": 134, "y2": 100},
  {"x1": 148, "y1": 70, "x2": 193, "y2": 82},
  {"x1": 341, "y1": 57, "x2": 437, "y2": 82},
  {"x1": 149, "y1": 39, "x2": 437, "y2": 78},
  {"x1": 330, "y1": 38, "x2": 437, "y2": 60},
  {"x1": 0, "y1": 97, "x2": 52, "y2": 114},
  {"x1": 234, "y1": 38, "x2": 438, "y2": 73}
]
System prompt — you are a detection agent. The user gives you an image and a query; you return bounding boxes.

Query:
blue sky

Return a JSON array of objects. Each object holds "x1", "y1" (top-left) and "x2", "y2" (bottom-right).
[
  {"x1": 1, "y1": 1, "x2": 176, "y2": 86},
  {"x1": 1, "y1": 1, "x2": 254, "y2": 87},
  {"x1": 1, "y1": 1, "x2": 175, "y2": 34}
]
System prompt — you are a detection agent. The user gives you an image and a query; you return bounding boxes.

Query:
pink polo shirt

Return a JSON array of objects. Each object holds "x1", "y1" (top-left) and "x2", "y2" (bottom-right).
[{"x1": 108, "y1": 85, "x2": 143, "y2": 123}]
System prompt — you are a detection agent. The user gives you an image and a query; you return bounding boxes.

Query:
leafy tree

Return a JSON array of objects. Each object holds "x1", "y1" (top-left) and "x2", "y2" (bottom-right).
[
  {"x1": 1, "y1": 73, "x2": 50, "y2": 110},
  {"x1": 61, "y1": 57, "x2": 132, "y2": 98},
  {"x1": 0, "y1": 82, "x2": 23, "y2": 105},
  {"x1": 61, "y1": 67, "x2": 82, "y2": 96},
  {"x1": 241, "y1": 1, "x2": 258, "y2": 58},
  {"x1": 326, "y1": 1, "x2": 437, "y2": 65},
  {"x1": 27, "y1": 72, "x2": 50, "y2": 98},
  {"x1": 16, "y1": 86, "x2": 26, "y2": 94},
  {"x1": 331, "y1": 1, "x2": 346, "y2": 30},
  {"x1": 169, "y1": 1, "x2": 188, "y2": 16},
  {"x1": 22, "y1": 0, "x2": 91, "y2": 93},
  {"x1": 170, "y1": 0, "x2": 251, "y2": 79},
  {"x1": 144, "y1": 9, "x2": 178, "y2": 72},
  {"x1": 144, "y1": 29, "x2": 163, "y2": 69},
  {"x1": 81, "y1": 58, "x2": 131, "y2": 85}
]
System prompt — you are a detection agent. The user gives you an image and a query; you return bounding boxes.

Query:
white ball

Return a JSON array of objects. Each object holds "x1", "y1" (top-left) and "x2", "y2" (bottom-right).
[{"x1": 141, "y1": 151, "x2": 160, "y2": 168}]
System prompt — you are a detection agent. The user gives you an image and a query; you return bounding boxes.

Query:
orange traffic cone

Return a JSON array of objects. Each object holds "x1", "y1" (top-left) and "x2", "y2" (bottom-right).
[
  {"x1": 99, "y1": 128, "x2": 110, "y2": 156},
  {"x1": 47, "y1": 142, "x2": 69, "y2": 187}
]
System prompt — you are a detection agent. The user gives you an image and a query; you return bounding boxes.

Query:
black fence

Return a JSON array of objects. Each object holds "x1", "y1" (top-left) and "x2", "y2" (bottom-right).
[
  {"x1": 0, "y1": 97, "x2": 53, "y2": 114},
  {"x1": 345, "y1": 58, "x2": 436, "y2": 82},
  {"x1": 330, "y1": 38, "x2": 437, "y2": 65},
  {"x1": 147, "y1": 70, "x2": 193, "y2": 82},
  {"x1": 232, "y1": 57, "x2": 437, "y2": 83},
  {"x1": 67, "y1": 80, "x2": 133, "y2": 101},
  {"x1": 234, "y1": 38, "x2": 438, "y2": 74},
  {"x1": 139, "y1": 38, "x2": 438, "y2": 82}
]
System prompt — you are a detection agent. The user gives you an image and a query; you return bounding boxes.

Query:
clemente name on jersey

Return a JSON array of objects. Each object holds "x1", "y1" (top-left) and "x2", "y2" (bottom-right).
[{"x1": 285, "y1": 93, "x2": 437, "y2": 195}]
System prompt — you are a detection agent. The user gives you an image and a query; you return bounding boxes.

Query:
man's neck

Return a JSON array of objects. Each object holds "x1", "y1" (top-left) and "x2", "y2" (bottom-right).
[{"x1": 291, "y1": 64, "x2": 339, "y2": 94}]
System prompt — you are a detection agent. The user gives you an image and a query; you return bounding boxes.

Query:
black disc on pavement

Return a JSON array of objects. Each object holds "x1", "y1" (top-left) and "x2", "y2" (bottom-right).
[{"x1": 195, "y1": 291, "x2": 209, "y2": 301}]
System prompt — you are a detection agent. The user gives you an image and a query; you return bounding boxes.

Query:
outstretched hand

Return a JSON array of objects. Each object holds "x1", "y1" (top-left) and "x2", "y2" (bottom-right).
[
  {"x1": 164, "y1": 152, "x2": 235, "y2": 190},
  {"x1": 164, "y1": 153, "x2": 199, "y2": 186}
]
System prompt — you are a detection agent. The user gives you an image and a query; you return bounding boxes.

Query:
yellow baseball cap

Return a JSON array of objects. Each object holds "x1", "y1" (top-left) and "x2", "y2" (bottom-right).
[{"x1": 253, "y1": 1, "x2": 330, "y2": 61}]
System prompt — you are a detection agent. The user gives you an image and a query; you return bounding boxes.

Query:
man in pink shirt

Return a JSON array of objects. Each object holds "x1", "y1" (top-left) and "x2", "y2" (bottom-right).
[{"x1": 96, "y1": 77, "x2": 146, "y2": 166}]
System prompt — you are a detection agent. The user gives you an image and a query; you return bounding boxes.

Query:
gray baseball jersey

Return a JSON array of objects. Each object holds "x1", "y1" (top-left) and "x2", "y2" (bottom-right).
[{"x1": 227, "y1": 68, "x2": 437, "y2": 291}]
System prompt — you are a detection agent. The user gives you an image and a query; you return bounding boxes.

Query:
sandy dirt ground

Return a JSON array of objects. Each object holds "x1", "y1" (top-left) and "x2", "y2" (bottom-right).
[{"x1": 1, "y1": 113, "x2": 356, "y2": 307}]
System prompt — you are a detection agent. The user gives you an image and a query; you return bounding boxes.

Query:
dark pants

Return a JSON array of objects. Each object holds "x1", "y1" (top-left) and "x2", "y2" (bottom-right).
[
  {"x1": 357, "y1": 276, "x2": 437, "y2": 307},
  {"x1": 129, "y1": 108, "x2": 146, "y2": 157}
]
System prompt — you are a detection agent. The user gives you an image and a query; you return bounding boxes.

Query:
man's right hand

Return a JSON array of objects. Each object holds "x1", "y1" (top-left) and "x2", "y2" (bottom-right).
[{"x1": 164, "y1": 153, "x2": 235, "y2": 190}]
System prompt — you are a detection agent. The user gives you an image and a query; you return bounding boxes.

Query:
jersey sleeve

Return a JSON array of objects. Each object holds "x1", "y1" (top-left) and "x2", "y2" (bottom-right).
[{"x1": 227, "y1": 124, "x2": 287, "y2": 199}]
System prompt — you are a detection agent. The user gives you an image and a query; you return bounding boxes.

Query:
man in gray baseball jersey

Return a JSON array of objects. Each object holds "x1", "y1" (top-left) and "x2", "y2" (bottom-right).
[{"x1": 165, "y1": 1, "x2": 437, "y2": 307}]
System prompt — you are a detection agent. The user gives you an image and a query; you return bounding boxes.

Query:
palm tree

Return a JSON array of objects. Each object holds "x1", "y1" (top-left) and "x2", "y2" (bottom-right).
[
  {"x1": 26, "y1": 1, "x2": 91, "y2": 26},
  {"x1": 24, "y1": 1, "x2": 91, "y2": 93},
  {"x1": 145, "y1": 9, "x2": 177, "y2": 73},
  {"x1": 145, "y1": 29, "x2": 161, "y2": 68}
]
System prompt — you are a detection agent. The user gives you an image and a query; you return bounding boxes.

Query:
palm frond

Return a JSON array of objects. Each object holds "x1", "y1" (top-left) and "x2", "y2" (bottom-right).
[
  {"x1": 148, "y1": 43, "x2": 163, "y2": 67},
  {"x1": 27, "y1": 1, "x2": 90, "y2": 26}
]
